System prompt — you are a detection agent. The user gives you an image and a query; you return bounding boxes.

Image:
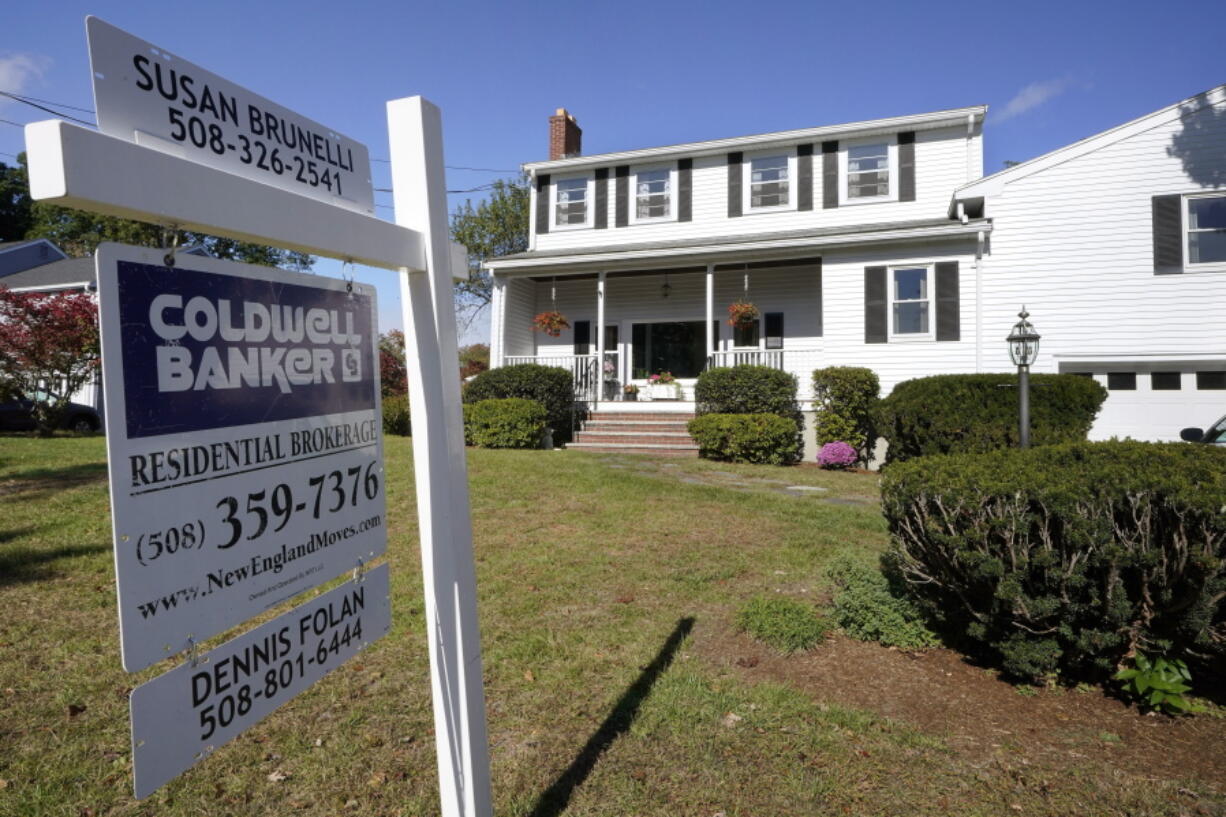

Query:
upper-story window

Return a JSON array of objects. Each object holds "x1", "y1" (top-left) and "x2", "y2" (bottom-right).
[
  {"x1": 749, "y1": 155, "x2": 790, "y2": 209},
  {"x1": 554, "y1": 177, "x2": 589, "y2": 227},
  {"x1": 892, "y1": 266, "x2": 929, "y2": 336},
  {"x1": 848, "y1": 143, "x2": 890, "y2": 199},
  {"x1": 1187, "y1": 193, "x2": 1226, "y2": 265},
  {"x1": 635, "y1": 168, "x2": 671, "y2": 220}
]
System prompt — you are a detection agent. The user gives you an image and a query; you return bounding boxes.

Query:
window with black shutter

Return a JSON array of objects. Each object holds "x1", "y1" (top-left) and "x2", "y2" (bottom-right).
[{"x1": 764, "y1": 312, "x2": 784, "y2": 349}]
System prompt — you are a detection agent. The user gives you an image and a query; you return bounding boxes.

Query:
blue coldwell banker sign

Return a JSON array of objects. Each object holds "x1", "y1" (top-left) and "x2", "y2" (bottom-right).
[{"x1": 115, "y1": 260, "x2": 375, "y2": 438}]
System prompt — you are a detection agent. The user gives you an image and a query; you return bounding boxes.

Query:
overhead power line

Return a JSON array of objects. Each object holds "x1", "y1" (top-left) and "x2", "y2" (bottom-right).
[
  {"x1": 0, "y1": 91, "x2": 95, "y2": 114},
  {"x1": 0, "y1": 91, "x2": 95, "y2": 127}
]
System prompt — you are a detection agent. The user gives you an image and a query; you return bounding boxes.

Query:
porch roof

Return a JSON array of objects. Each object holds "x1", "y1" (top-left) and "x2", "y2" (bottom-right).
[{"x1": 486, "y1": 217, "x2": 990, "y2": 275}]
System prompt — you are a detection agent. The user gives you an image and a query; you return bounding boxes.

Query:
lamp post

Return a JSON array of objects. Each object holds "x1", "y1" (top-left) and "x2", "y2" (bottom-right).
[{"x1": 1006, "y1": 307, "x2": 1041, "y2": 448}]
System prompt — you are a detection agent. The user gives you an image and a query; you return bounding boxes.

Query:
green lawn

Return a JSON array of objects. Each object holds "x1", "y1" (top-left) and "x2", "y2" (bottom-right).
[{"x1": 0, "y1": 436, "x2": 1218, "y2": 816}]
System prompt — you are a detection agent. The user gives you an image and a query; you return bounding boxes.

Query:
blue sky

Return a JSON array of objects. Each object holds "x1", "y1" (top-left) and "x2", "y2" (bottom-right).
[{"x1": 3, "y1": 0, "x2": 1224, "y2": 344}]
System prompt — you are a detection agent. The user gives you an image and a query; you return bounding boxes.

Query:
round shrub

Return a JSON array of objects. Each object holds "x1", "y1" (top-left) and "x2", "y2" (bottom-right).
[
  {"x1": 463, "y1": 364, "x2": 574, "y2": 442},
  {"x1": 875, "y1": 373, "x2": 1107, "y2": 463},
  {"x1": 880, "y1": 441, "x2": 1226, "y2": 682},
  {"x1": 382, "y1": 394, "x2": 411, "y2": 436},
  {"x1": 817, "y1": 441, "x2": 857, "y2": 470},
  {"x1": 687, "y1": 413, "x2": 800, "y2": 465},
  {"x1": 812, "y1": 366, "x2": 879, "y2": 463},
  {"x1": 463, "y1": 398, "x2": 547, "y2": 449},
  {"x1": 695, "y1": 365, "x2": 802, "y2": 461}
]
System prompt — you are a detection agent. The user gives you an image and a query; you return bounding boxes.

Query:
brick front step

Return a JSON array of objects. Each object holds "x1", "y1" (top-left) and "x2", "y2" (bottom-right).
[
  {"x1": 584, "y1": 412, "x2": 695, "y2": 422},
  {"x1": 574, "y1": 431, "x2": 695, "y2": 445},
  {"x1": 567, "y1": 442, "x2": 698, "y2": 456},
  {"x1": 583, "y1": 421, "x2": 692, "y2": 433}
]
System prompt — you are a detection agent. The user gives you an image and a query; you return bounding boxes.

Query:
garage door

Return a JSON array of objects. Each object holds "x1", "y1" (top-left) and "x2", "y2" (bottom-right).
[{"x1": 1058, "y1": 364, "x2": 1226, "y2": 442}]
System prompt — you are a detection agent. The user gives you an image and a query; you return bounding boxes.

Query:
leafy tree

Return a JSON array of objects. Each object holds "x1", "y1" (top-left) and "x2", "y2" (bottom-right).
[
  {"x1": 379, "y1": 330, "x2": 408, "y2": 398},
  {"x1": 0, "y1": 160, "x2": 32, "y2": 243},
  {"x1": 449, "y1": 176, "x2": 528, "y2": 318},
  {"x1": 4, "y1": 153, "x2": 313, "y2": 270},
  {"x1": 0, "y1": 288, "x2": 100, "y2": 436},
  {"x1": 459, "y1": 343, "x2": 490, "y2": 379}
]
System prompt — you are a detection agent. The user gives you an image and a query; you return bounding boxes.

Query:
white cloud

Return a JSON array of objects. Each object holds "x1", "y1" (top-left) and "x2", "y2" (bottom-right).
[
  {"x1": 994, "y1": 78, "x2": 1071, "y2": 123},
  {"x1": 0, "y1": 53, "x2": 52, "y2": 110}
]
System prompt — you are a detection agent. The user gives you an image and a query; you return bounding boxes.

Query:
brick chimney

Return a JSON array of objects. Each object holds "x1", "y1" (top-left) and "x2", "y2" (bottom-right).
[{"x1": 549, "y1": 108, "x2": 582, "y2": 160}]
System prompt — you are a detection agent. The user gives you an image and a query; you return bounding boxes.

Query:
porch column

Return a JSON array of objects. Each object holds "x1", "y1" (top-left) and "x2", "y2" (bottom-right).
[
  {"x1": 596, "y1": 271, "x2": 606, "y2": 406},
  {"x1": 490, "y1": 274, "x2": 505, "y2": 368},
  {"x1": 705, "y1": 264, "x2": 715, "y2": 361}
]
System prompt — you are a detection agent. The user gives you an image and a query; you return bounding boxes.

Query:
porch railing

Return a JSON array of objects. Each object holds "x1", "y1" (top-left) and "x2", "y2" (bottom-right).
[
  {"x1": 705, "y1": 349, "x2": 786, "y2": 370},
  {"x1": 504, "y1": 355, "x2": 600, "y2": 402}
]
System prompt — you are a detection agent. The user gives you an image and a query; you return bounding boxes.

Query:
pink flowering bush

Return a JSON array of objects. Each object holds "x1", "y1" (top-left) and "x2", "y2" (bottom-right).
[{"x1": 818, "y1": 441, "x2": 858, "y2": 470}]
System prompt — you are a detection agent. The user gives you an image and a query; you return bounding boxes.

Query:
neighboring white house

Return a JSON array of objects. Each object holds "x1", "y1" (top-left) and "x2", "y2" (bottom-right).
[{"x1": 485, "y1": 87, "x2": 1226, "y2": 451}]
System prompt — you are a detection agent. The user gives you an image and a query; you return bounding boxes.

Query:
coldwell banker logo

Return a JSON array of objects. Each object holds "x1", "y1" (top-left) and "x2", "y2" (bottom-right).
[
  {"x1": 116, "y1": 261, "x2": 375, "y2": 438},
  {"x1": 150, "y1": 294, "x2": 363, "y2": 394}
]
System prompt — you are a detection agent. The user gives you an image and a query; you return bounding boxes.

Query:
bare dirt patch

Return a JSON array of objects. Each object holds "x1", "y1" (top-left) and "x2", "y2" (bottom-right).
[{"x1": 694, "y1": 620, "x2": 1226, "y2": 797}]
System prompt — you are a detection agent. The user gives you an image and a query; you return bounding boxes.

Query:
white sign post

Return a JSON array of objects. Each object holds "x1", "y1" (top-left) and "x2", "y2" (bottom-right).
[
  {"x1": 24, "y1": 18, "x2": 494, "y2": 814},
  {"x1": 95, "y1": 244, "x2": 387, "y2": 672}
]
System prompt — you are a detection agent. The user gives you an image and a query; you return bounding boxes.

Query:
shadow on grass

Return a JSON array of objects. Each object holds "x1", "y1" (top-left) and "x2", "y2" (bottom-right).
[
  {"x1": 529, "y1": 616, "x2": 695, "y2": 817},
  {"x1": 0, "y1": 461, "x2": 108, "y2": 500},
  {"x1": 0, "y1": 542, "x2": 111, "y2": 587}
]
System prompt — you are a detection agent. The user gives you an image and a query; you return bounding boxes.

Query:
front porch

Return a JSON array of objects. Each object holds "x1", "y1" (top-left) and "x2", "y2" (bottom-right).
[{"x1": 492, "y1": 260, "x2": 823, "y2": 408}]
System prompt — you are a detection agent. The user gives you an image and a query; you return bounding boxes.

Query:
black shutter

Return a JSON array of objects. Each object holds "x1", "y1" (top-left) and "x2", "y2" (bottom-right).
[
  {"x1": 727, "y1": 152, "x2": 743, "y2": 218},
  {"x1": 822, "y1": 141, "x2": 838, "y2": 209},
  {"x1": 898, "y1": 131, "x2": 916, "y2": 202},
  {"x1": 764, "y1": 312, "x2": 784, "y2": 349},
  {"x1": 678, "y1": 158, "x2": 693, "y2": 222},
  {"x1": 1152, "y1": 194, "x2": 1183, "y2": 274},
  {"x1": 934, "y1": 261, "x2": 960, "y2": 341},
  {"x1": 632, "y1": 323, "x2": 647, "y2": 378},
  {"x1": 603, "y1": 324, "x2": 619, "y2": 350},
  {"x1": 535, "y1": 174, "x2": 550, "y2": 234},
  {"x1": 797, "y1": 144, "x2": 813, "y2": 211},
  {"x1": 816, "y1": 262, "x2": 824, "y2": 337},
  {"x1": 594, "y1": 168, "x2": 609, "y2": 229},
  {"x1": 865, "y1": 266, "x2": 887, "y2": 344},
  {"x1": 573, "y1": 320, "x2": 591, "y2": 355},
  {"x1": 615, "y1": 166, "x2": 629, "y2": 227}
]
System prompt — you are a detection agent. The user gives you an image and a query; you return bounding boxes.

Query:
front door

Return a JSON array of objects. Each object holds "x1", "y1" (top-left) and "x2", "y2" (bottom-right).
[{"x1": 631, "y1": 321, "x2": 707, "y2": 379}]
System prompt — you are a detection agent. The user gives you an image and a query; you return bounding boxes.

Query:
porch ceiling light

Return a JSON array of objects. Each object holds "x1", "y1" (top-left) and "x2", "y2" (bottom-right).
[
  {"x1": 1006, "y1": 307, "x2": 1040, "y2": 367},
  {"x1": 661, "y1": 272, "x2": 671, "y2": 298}
]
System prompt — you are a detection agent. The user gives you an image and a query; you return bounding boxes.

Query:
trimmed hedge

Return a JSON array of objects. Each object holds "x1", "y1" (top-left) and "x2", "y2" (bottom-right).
[
  {"x1": 687, "y1": 413, "x2": 799, "y2": 465},
  {"x1": 695, "y1": 365, "x2": 802, "y2": 462},
  {"x1": 812, "y1": 366, "x2": 879, "y2": 464},
  {"x1": 463, "y1": 398, "x2": 547, "y2": 449},
  {"x1": 880, "y1": 441, "x2": 1226, "y2": 682},
  {"x1": 876, "y1": 373, "x2": 1106, "y2": 463},
  {"x1": 463, "y1": 364, "x2": 574, "y2": 442},
  {"x1": 382, "y1": 394, "x2": 411, "y2": 436}
]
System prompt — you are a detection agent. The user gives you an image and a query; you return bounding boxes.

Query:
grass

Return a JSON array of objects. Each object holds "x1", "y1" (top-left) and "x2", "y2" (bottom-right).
[
  {"x1": 736, "y1": 597, "x2": 831, "y2": 654},
  {"x1": 0, "y1": 435, "x2": 1219, "y2": 816}
]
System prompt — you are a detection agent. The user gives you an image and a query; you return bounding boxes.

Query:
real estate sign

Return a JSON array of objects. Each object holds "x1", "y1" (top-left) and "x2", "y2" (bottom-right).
[
  {"x1": 97, "y1": 243, "x2": 387, "y2": 673},
  {"x1": 130, "y1": 564, "x2": 390, "y2": 799},
  {"x1": 86, "y1": 16, "x2": 375, "y2": 216}
]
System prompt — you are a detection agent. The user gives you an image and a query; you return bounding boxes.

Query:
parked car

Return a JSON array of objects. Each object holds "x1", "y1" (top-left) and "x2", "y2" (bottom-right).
[
  {"x1": 0, "y1": 395, "x2": 101, "y2": 433},
  {"x1": 1180, "y1": 414, "x2": 1226, "y2": 445}
]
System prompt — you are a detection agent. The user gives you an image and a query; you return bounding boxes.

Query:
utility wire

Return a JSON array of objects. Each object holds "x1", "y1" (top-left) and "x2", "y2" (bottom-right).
[
  {"x1": 0, "y1": 91, "x2": 95, "y2": 127},
  {"x1": 0, "y1": 91, "x2": 95, "y2": 114}
]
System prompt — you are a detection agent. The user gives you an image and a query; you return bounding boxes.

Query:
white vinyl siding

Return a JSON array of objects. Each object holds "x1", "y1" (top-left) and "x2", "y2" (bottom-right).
[{"x1": 530, "y1": 123, "x2": 980, "y2": 252}]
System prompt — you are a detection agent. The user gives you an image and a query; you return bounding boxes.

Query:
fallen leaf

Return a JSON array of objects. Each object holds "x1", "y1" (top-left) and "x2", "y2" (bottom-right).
[
  {"x1": 314, "y1": 738, "x2": 324, "y2": 748},
  {"x1": 368, "y1": 771, "x2": 388, "y2": 788},
  {"x1": 78, "y1": 808, "x2": 95, "y2": 817},
  {"x1": 344, "y1": 799, "x2": 359, "y2": 809},
  {"x1": 721, "y1": 712, "x2": 743, "y2": 728},
  {"x1": 735, "y1": 656, "x2": 759, "y2": 668},
  {"x1": 1010, "y1": 806, "x2": 1023, "y2": 813},
  {"x1": 614, "y1": 595, "x2": 634, "y2": 604},
  {"x1": 0, "y1": 779, "x2": 7, "y2": 789},
  {"x1": 67, "y1": 704, "x2": 86, "y2": 718},
  {"x1": 288, "y1": 800, "x2": 311, "y2": 810},
  {"x1": 267, "y1": 770, "x2": 290, "y2": 783},
  {"x1": 523, "y1": 670, "x2": 535, "y2": 682}
]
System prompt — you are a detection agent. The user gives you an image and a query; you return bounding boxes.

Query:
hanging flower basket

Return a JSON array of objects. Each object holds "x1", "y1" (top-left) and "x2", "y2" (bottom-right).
[
  {"x1": 532, "y1": 310, "x2": 570, "y2": 337},
  {"x1": 727, "y1": 300, "x2": 760, "y2": 328}
]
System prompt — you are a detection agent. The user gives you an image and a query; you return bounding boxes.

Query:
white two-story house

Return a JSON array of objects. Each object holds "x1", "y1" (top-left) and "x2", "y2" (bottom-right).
[{"x1": 486, "y1": 87, "x2": 1225, "y2": 452}]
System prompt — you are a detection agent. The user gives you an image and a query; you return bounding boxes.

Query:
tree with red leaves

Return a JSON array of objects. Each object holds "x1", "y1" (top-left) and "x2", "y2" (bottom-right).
[
  {"x1": 0, "y1": 287, "x2": 100, "y2": 436},
  {"x1": 378, "y1": 330, "x2": 408, "y2": 398}
]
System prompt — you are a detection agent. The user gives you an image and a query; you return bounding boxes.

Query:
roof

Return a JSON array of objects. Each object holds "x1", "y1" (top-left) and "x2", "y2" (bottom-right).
[
  {"x1": 0, "y1": 238, "x2": 66, "y2": 257},
  {"x1": 954, "y1": 83, "x2": 1226, "y2": 205},
  {"x1": 0, "y1": 256, "x2": 96, "y2": 291},
  {"x1": 487, "y1": 218, "x2": 989, "y2": 274},
  {"x1": 525, "y1": 105, "x2": 987, "y2": 174}
]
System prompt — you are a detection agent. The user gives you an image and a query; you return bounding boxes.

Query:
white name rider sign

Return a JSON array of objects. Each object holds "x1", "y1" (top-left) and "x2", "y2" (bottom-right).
[
  {"x1": 86, "y1": 16, "x2": 374, "y2": 215},
  {"x1": 130, "y1": 565, "x2": 390, "y2": 799},
  {"x1": 97, "y1": 244, "x2": 387, "y2": 672}
]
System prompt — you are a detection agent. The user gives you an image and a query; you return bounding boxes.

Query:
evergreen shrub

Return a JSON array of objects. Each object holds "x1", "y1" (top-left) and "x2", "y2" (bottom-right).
[
  {"x1": 463, "y1": 364, "x2": 574, "y2": 442},
  {"x1": 824, "y1": 553, "x2": 938, "y2": 648},
  {"x1": 381, "y1": 394, "x2": 411, "y2": 436},
  {"x1": 687, "y1": 414, "x2": 800, "y2": 465},
  {"x1": 694, "y1": 365, "x2": 802, "y2": 462},
  {"x1": 880, "y1": 441, "x2": 1226, "y2": 681},
  {"x1": 811, "y1": 366, "x2": 879, "y2": 463},
  {"x1": 463, "y1": 398, "x2": 547, "y2": 449},
  {"x1": 875, "y1": 373, "x2": 1106, "y2": 463}
]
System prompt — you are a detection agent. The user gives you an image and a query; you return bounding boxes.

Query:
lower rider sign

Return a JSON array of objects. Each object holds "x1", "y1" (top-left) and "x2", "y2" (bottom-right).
[{"x1": 96, "y1": 243, "x2": 388, "y2": 673}]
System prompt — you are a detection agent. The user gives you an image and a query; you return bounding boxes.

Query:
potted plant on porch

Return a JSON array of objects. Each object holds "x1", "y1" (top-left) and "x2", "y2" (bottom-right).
[
  {"x1": 646, "y1": 371, "x2": 680, "y2": 400},
  {"x1": 727, "y1": 300, "x2": 760, "y2": 328},
  {"x1": 623, "y1": 383, "x2": 639, "y2": 401},
  {"x1": 532, "y1": 310, "x2": 570, "y2": 337}
]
